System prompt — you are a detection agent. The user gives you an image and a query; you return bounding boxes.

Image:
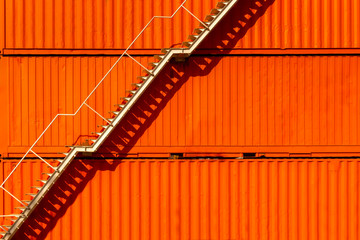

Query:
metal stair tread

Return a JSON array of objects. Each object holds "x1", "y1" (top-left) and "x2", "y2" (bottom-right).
[
  {"x1": 3, "y1": 1, "x2": 239, "y2": 239},
  {"x1": 121, "y1": 96, "x2": 131, "y2": 100},
  {"x1": 25, "y1": 193, "x2": 37, "y2": 197},
  {"x1": 126, "y1": 90, "x2": 137, "y2": 94},
  {"x1": 36, "y1": 179, "x2": 48, "y2": 184},
  {"x1": 132, "y1": 83, "x2": 142, "y2": 87},
  {"x1": 183, "y1": 41, "x2": 193, "y2": 47},
  {"x1": 109, "y1": 111, "x2": 121, "y2": 115},
  {"x1": 154, "y1": 55, "x2": 164, "y2": 61}
]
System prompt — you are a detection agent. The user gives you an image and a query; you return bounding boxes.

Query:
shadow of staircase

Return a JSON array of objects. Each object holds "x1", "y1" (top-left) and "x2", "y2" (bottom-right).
[{"x1": 12, "y1": 0, "x2": 275, "y2": 239}]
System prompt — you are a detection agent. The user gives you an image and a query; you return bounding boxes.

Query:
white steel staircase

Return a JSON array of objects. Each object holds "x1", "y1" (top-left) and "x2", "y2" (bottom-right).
[{"x1": 0, "y1": 0, "x2": 238, "y2": 238}]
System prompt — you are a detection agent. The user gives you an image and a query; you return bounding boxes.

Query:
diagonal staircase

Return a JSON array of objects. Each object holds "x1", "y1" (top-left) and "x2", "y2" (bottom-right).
[{"x1": 0, "y1": 0, "x2": 238, "y2": 238}]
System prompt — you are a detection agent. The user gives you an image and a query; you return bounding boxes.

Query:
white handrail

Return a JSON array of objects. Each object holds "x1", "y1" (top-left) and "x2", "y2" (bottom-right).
[
  {"x1": 0, "y1": 0, "x2": 208, "y2": 207},
  {"x1": 0, "y1": 0, "x2": 242, "y2": 238}
]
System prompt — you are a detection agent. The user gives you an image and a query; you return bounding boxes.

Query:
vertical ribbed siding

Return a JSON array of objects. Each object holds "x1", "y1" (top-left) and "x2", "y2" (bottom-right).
[
  {"x1": 4, "y1": 0, "x2": 219, "y2": 50},
  {"x1": 4, "y1": 0, "x2": 360, "y2": 50},
  {"x1": 2, "y1": 55, "x2": 360, "y2": 156},
  {"x1": 4, "y1": 56, "x2": 154, "y2": 153},
  {"x1": 0, "y1": 160, "x2": 57, "y2": 220},
  {"x1": 0, "y1": 0, "x2": 4, "y2": 51},
  {"x1": 131, "y1": 55, "x2": 360, "y2": 152},
  {"x1": 0, "y1": 52, "x2": 8, "y2": 157},
  {"x1": 201, "y1": 0, "x2": 360, "y2": 49},
  {"x1": 2, "y1": 159, "x2": 359, "y2": 240}
]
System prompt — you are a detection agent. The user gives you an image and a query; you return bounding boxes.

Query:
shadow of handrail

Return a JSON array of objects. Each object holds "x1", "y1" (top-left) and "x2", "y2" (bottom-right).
[{"x1": 12, "y1": 0, "x2": 275, "y2": 239}]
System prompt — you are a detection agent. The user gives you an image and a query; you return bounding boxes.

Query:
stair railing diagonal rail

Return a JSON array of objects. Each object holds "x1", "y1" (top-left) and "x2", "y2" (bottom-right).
[
  {"x1": 0, "y1": 0, "x2": 195, "y2": 199},
  {"x1": 0, "y1": 0, "x2": 239, "y2": 238}
]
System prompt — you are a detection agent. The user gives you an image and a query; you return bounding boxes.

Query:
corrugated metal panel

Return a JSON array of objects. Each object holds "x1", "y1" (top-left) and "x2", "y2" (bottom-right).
[
  {"x1": 1, "y1": 55, "x2": 360, "y2": 156},
  {"x1": 2, "y1": 158, "x2": 359, "y2": 239},
  {"x1": 0, "y1": 0, "x2": 4, "y2": 52},
  {"x1": 130, "y1": 55, "x2": 360, "y2": 151},
  {"x1": 4, "y1": 0, "x2": 360, "y2": 51},
  {"x1": 203, "y1": 0, "x2": 360, "y2": 49},
  {"x1": 0, "y1": 160, "x2": 56, "y2": 217},
  {"x1": 0, "y1": 55, "x2": 9, "y2": 157},
  {"x1": 0, "y1": 159, "x2": 60, "y2": 233},
  {"x1": 2, "y1": 56, "x2": 155, "y2": 155},
  {"x1": 4, "y1": 0, "x2": 218, "y2": 50}
]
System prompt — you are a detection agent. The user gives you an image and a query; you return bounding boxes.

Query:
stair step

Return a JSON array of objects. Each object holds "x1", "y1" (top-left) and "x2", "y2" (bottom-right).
[
  {"x1": 109, "y1": 111, "x2": 120, "y2": 115},
  {"x1": 188, "y1": 34, "x2": 200, "y2": 41},
  {"x1": 194, "y1": 28, "x2": 206, "y2": 34},
  {"x1": 149, "y1": 62, "x2": 159, "y2": 67},
  {"x1": 25, "y1": 193, "x2": 37, "y2": 197},
  {"x1": 142, "y1": 69, "x2": 154, "y2": 75},
  {"x1": 126, "y1": 90, "x2": 137, "y2": 94},
  {"x1": 137, "y1": 76, "x2": 148, "y2": 81},
  {"x1": 91, "y1": 132, "x2": 102, "y2": 136},
  {"x1": 154, "y1": 55, "x2": 164, "y2": 61},
  {"x1": 2, "y1": 1, "x2": 238, "y2": 239},
  {"x1": 15, "y1": 207, "x2": 26, "y2": 211},
  {"x1": 202, "y1": 21, "x2": 212, "y2": 27},
  {"x1": 114, "y1": 104, "x2": 126, "y2": 108},
  {"x1": 210, "y1": 8, "x2": 220, "y2": 14},
  {"x1": 217, "y1": 1, "x2": 229, "y2": 8},
  {"x1": 205, "y1": 15, "x2": 215, "y2": 22},
  {"x1": 183, "y1": 41, "x2": 192, "y2": 47},
  {"x1": 132, "y1": 83, "x2": 142, "y2": 88},
  {"x1": 36, "y1": 179, "x2": 48, "y2": 184}
]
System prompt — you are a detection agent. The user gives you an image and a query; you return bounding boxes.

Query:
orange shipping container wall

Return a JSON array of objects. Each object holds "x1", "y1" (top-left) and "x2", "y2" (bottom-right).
[
  {"x1": 3, "y1": 0, "x2": 360, "y2": 52},
  {"x1": 1, "y1": 0, "x2": 360, "y2": 239},
  {"x1": 1, "y1": 55, "x2": 360, "y2": 157},
  {"x1": 0, "y1": 159, "x2": 358, "y2": 240},
  {"x1": 3, "y1": 0, "x2": 218, "y2": 50}
]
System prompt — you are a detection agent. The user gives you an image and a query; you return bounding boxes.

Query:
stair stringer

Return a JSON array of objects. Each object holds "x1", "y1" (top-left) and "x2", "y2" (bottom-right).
[{"x1": 2, "y1": 0, "x2": 238, "y2": 239}]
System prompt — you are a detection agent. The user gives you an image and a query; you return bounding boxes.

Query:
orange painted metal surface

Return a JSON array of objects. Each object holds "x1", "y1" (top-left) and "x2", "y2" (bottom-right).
[
  {"x1": 128, "y1": 55, "x2": 360, "y2": 153},
  {"x1": 1, "y1": 55, "x2": 359, "y2": 157},
  {"x1": 1, "y1": 158, "x2": 359, "y2": 239},
  {"x1": 204, "y1": 0, "x2": 360, "y2": 49},
  {"x1": 0, "y1": 56, "x2": 9, "y2": 158},
  {"x1": 3, "y1": 0, "x2": 360, "y2": 52},
  {"x1": 0, "y1": 56, "x2": 157, "y2": 156},
  {"x1": 0, "y1": 0, "x2": 4, "y2": 52},
  {"x1": 4, "y1": 0, "x2": 218, "y2": 50},
  {"x1": 0, "y1": 0, "x2": 359, "y2": 239}
]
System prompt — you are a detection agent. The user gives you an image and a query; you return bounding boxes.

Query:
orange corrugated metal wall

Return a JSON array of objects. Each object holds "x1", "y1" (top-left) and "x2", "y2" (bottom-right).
[
  {"x1": 1, "y1": 0, "x2": 360, "y2": 239},
  {"x1": 4, "y1": 0, "x2": 218, "y2": 50},
  {"x1": 3, "y1": 0, "x2": 360, "y2": 50},
  {"x1": 1, "y1": 0, "x2": 360, "y2": 157},
  {"x1": 1, "y1": 55, "x2": 360, "y2": 157},
  {"x1": 0, "y1": 159, "x2": 359, "y2": 240}
]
